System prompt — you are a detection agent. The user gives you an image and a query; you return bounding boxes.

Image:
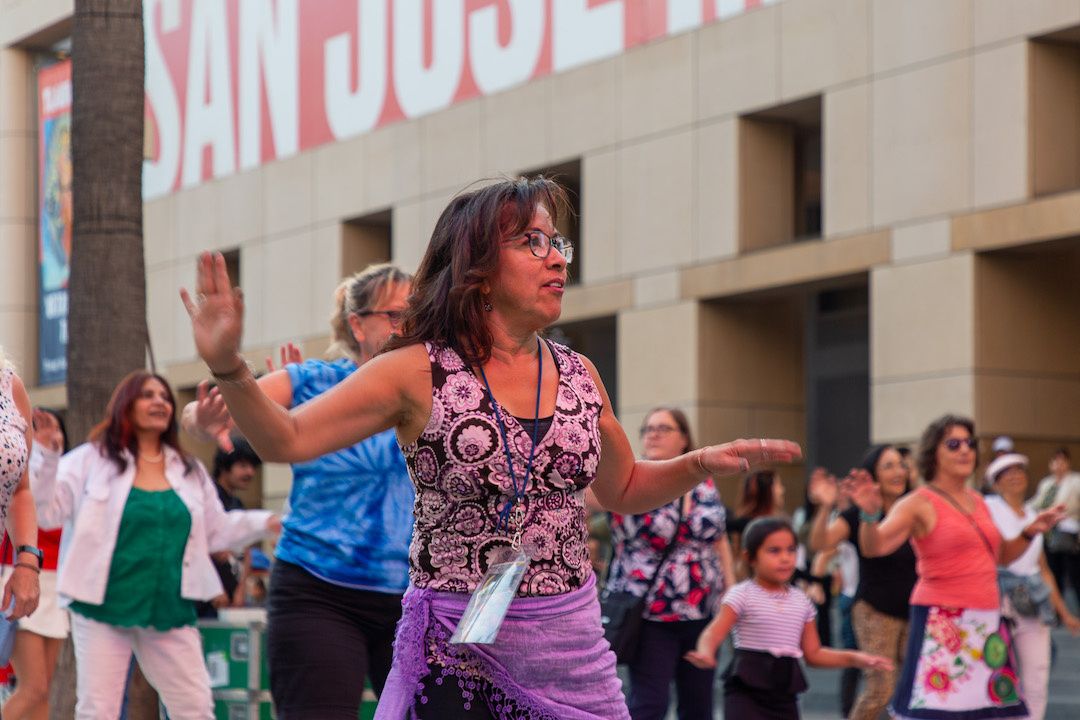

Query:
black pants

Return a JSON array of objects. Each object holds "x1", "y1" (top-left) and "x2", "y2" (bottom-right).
[
  {"x1": 1046, "y1": 547, "x2": 1080, "y2": 609},
  {"x1": 267, "y1": 560, "x2": 403, "y2": 720},
  {"x1": 627, "y1": 618, "x2": 715, "y2": 720}
]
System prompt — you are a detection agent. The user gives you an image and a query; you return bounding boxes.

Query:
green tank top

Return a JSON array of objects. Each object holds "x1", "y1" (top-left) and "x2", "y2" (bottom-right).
[{"x1": 70, "y1": 487, "x2": 196, "y2": 631}]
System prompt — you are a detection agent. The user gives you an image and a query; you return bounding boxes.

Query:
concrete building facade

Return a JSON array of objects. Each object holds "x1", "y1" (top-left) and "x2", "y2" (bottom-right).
[{"x1": 3, "y1": 0, "x2": 1080, "y2": 509}]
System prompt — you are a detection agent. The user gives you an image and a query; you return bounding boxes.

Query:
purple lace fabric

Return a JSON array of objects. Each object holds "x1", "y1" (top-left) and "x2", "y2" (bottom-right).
[
  {"x1": 374, "y1": 574, "x2": 629, "y2": 720},
  {"x1": 0, "y1": 367, "x2": 27, "y2": 527},
  {"x1": 401, "y1": 341, "x2": 602, "y2": 597}
]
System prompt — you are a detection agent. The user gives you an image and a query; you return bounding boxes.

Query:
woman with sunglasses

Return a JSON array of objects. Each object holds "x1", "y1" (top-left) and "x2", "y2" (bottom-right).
[
  {"x1": 849, "y1": 415, "x2": 1065, "y2": 720},
  {"x1": 182, "y1": 263, "x2": 415, "y2": 720},
  {"x1": 182, "y1": 176, "x2": 800, "y2": 719},
  {"x1": 605, "y1": 407, "x2": 735, "y2": 720}
]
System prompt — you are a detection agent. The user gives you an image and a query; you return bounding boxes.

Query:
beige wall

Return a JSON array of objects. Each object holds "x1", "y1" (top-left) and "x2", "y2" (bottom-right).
[{"x1": 6, "y1": 0, "x2": 1080, "y2": 508}]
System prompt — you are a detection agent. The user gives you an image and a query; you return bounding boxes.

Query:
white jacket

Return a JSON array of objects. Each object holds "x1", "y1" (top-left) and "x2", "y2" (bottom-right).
[{"x1": 33, "y1": 442, "x2": 273, "y2": 606}]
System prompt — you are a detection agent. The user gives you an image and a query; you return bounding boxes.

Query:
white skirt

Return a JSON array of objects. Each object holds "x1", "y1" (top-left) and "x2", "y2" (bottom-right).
[{"x1": 0, "y1": 567, "x2": 69, "y2": 639}]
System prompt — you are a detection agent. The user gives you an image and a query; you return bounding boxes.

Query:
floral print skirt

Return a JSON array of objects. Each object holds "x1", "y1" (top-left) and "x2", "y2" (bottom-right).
[{"x1": 890, "y1": 605, "x2": 1028, "y2": 719}]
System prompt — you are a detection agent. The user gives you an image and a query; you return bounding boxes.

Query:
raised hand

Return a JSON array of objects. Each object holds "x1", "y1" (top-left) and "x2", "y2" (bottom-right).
[
  {"x1": 697, "y1": 439, "x2": 802, "y2": 478},
  {"x1": 1025, "y1": 504, "x2": 1067, "y2": 537},
  {"x1": 180, "y1": 252, "x2": 246, "y2": 373},
  {"x1": 194, "y1": 380, "x2": 235, "y2": 451},
  {"x1": 266, "y1": 342, "x2": 303, "y2": 373},
  {"x1": 31, "y1": 408, "x2": 64, "y2": 452},
  {"x1": 808, "y1": 467, "x2": 839, "y2": 508},
  {"x1": 847, "y1": 468, "x2": 883, "y2": 516}
]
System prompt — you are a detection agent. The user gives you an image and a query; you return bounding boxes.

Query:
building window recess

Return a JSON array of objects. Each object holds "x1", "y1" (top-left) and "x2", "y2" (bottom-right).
[
  {"x1": 524, "y1": 159, "x2": 582, "y2": 285},
  {"x1": 737, "y1": 95, "x2": 822, "y2": 253}
]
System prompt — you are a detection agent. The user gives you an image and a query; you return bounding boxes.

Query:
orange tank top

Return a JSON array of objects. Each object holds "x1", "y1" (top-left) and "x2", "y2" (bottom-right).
[{"x1": 910, "y1": 486, "x2": 1001, "y2": 610}]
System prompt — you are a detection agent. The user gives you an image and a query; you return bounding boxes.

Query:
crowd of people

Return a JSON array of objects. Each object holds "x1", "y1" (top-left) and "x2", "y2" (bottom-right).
[{"x1": 0, "y1": 175, "x2": 1076, "y2": 719}]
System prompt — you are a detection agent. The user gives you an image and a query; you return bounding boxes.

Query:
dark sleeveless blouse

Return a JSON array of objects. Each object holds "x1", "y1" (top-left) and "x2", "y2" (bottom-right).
[{"x1": 400, "y1": 340, "x2": 603, "y2": 597}]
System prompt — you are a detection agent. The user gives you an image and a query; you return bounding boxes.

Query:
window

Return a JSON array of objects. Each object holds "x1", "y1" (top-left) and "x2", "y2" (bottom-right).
[
  {"x1": 342, "y1": 209, "x2": 392, "y2": 275},
  {"x1": 1030, "y1": 33, "x2": 1080, "y2": 197},
  {"x1": 524, "y1": 159, "x2": 582, "y2": 284},
  {"x1": 738, "y1": 96, "x2": 822, "y2": 252}
]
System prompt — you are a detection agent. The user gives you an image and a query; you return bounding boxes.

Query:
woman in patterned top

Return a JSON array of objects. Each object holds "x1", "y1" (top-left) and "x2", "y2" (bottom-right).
[
  {"x1": 182, "y1": 176, "x2": 801, "y2": 720},
  {"x1": 605, "y1": 407, "x2": 734, "y2": 720},
  {"x1": 0, "y1": 349, "x2": 42, "y2": 622}
]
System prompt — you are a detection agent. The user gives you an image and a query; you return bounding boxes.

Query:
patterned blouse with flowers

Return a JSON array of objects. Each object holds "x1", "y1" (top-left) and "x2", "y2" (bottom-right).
[
  {"x1": 400, "y1": 340, "x2": 602, "y2": 597},
  {"x1": 606, "y1": 480, "x2": 728, "y2": 622}
]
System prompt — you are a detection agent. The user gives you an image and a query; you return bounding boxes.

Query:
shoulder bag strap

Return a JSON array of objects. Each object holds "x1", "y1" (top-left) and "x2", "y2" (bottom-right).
[
  {"x1": 644, "y1": 497, "x2": 687, "y2": 595},
  {"x1": 926, "y1": 485, "x2": 997, "y2": 561}
]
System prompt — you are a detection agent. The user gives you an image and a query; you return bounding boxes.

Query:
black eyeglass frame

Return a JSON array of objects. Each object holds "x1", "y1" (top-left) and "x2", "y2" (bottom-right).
[
  {"x1": 509, "y1": 229, "x2": 575, "y2": 264},
  {"x1": 354, "y1": 310, "x2": 405, "y2": 326}
]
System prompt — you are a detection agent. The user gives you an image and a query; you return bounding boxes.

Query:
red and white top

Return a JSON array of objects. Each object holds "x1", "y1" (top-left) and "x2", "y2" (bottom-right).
[{"x1": 722, "y1": 579, "x2": 816, "y2": 658}]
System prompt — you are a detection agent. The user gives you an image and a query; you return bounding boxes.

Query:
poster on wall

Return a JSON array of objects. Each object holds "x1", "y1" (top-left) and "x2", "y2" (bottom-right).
[{"x1": 37, "y1": 59, "x2": 72, "y2": 385}]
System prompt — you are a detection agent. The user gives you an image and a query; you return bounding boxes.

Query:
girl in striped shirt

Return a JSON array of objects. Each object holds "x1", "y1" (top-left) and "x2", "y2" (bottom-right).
[{"x1": 685, "y1": 517, "x2": 891, "y2": 718}]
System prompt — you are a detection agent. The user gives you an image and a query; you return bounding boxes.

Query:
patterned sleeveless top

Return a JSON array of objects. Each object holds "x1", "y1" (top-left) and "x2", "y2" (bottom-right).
[
  {"x1": 0, "y1": 367, "x2": 28, "y2": 526},
  {"x1": 401, "y1": 340, "x2": 603, "y2": 597}
]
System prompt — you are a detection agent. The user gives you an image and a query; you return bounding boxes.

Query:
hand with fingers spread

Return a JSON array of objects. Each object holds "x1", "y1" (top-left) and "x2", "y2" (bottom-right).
[
  {"x1": 1025, "y1": 504, "x2": 1067, "y2": 537},
  {"x1": 180, "y1": 252, "x2": 246, "y2": 373},
  {"x1": 695, "y1": 439, "x2": 802, "y2": 478},
  {"x1": 808, "y1": 467, "x2": 839, "y2": 509},
  {"x1": 32, "y1": 408, "x2": 64, "y2": 453},
  {"x1": 848, "y1": 468, "x2": 883, "y2": 517},
  {"x1": 266, "y1": 342, "x2": 303, "y2": 373},
  {"x1": 193, "y1": 380, "x2": 236, "y2": 451}
]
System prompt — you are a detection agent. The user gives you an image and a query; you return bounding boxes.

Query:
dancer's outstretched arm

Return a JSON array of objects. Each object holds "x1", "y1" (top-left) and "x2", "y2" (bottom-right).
[
  {"x1": 181, "y1": 252, "x2": 428, "y2": 463},
  {"x1": 579, "y1": 355, "x2": 801, "y2": 514}
]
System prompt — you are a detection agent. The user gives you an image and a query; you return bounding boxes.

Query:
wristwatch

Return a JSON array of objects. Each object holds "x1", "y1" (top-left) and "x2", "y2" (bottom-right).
[{"x1": 15, "y1": 545, "x2": 43, "y2": 566}]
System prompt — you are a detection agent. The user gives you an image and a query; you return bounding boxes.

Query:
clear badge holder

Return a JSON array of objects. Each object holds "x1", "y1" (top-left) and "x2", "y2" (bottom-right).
[{"x1": 449, "y1": 549, "x2": 530, "y2": 645}]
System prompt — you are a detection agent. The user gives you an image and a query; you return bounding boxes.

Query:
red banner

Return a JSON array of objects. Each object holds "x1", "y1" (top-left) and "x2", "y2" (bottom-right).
[{"x1": 143, "y1": 0, "x2": 774, "y2": 199}]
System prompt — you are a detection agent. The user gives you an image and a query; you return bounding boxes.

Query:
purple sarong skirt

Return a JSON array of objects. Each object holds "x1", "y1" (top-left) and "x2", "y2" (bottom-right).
[{"x1": 374, "y1": 573, "x2": 629, "y2": 720}]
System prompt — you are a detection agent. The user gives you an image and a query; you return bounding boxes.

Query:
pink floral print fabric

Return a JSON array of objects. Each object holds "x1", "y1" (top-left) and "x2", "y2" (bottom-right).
[
  {"x1": 0, "y1": 367, "x2": 28, "y2": 526},
  {"x1": 401, "y1": 341, "x2": 603, "y2": 597}
]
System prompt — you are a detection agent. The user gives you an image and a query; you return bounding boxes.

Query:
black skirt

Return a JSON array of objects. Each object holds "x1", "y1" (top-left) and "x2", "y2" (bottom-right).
[{"x1": 721, "y1": 649, "x2": 807, "y2": 720}]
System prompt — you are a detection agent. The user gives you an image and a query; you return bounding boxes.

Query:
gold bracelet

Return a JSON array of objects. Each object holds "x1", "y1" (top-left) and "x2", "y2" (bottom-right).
[
  {"x1": 13, "y1": 561, "x2": 40, "y2": 574},
  {"x1": 694, "y1": 448, "x2": 709, "y2": 475}
]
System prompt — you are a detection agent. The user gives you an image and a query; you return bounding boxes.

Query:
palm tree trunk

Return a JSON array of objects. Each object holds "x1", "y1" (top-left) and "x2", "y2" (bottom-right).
[
  {"x1": 53, "y1": 2, "x2": 156, "y2": 718},
  {"x1": 67, "y1": 0, "x2": 148, "y2": 443}
]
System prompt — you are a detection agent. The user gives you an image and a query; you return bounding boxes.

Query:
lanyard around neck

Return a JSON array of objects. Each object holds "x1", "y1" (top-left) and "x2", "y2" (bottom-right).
[{"x1": 477, "y1": 337, "x2": 543, "y2": 532}]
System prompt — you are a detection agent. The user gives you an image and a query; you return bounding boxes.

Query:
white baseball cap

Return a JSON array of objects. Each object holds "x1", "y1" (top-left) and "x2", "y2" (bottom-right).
[{"x1": 992, "y1": 436, "x2": 1015, "y2": 453}]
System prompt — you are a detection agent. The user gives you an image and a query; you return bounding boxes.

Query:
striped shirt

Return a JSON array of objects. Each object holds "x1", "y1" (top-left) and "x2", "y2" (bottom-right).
[{"x1": 722, "y1": 580, "x2": 816, "y2": 658}]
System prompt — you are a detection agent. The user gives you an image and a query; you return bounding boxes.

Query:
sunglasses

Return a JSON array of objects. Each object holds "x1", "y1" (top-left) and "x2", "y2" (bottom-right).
[{"x1": 943, "y1": 437, "x2": 977, "y2": 452}]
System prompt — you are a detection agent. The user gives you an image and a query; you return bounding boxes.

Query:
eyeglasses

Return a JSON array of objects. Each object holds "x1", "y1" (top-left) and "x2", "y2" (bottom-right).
[
  {"x1": 355, "y1": 310, "x2": 405, "y2": 328},
  {"x1": 943, "y1": 437, "x2": 977, "y2": 452},
  {"x1": 509, "y1": 230, "x2": 575, "y2": 264},
  {"x1": 640, "y1": 424, "x2": 680, "y2": 437}
]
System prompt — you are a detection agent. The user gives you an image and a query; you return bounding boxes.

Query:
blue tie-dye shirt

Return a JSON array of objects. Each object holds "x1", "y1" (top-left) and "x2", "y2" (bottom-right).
[{"x1": 275, "y1": 358, "x2": 414, "y2": 592}]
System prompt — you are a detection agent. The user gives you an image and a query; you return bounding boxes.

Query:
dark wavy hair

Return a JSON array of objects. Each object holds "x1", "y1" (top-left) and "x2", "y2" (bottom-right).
[
  {"x1": 36, "y1": 408, "x2": 69, "y2": 453},
  {"x1": 737, "y1": 470, "x2": 779, "y2": 518},
  {"x1": 212, "y1": 434, "x2": 262, "y2": 479},
  {"x1": 741, "y1": 516, "x2": 797, "y2": 571},
  {"x1": 382, "y1": 176, "x2": 570, "y2": 366},
  {"x1": 88, "y1": 370, "x2": 192, "y2": 474},
  {"x1": 917, "y1": 414, "x2": 977, "y2": 482}
]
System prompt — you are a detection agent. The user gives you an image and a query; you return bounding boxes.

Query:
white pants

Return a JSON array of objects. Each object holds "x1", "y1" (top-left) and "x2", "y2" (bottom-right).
[
  {"x1": 70, "y1": 613, "x2": 213, "y2": 720},
  {"x1": 1007, "y1": 612, "x2": 1051, "y2": 720}
]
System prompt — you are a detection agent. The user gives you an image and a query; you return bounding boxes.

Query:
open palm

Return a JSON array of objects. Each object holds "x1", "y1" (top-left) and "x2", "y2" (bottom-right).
[{"x1": 180, "y1": 252, "x2": 245, "y2": 372}]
